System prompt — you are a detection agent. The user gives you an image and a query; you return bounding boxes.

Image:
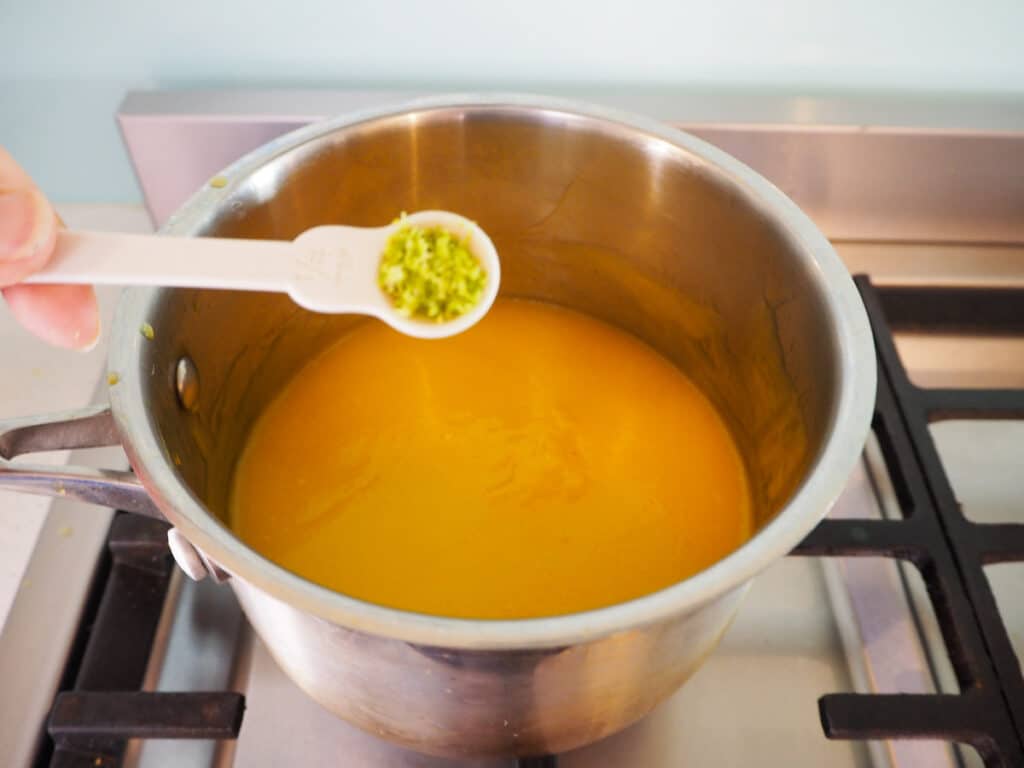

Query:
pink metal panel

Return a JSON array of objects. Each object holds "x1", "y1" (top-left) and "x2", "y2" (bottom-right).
[{"x1": 117, "y1": 115, "x2": 310, "y2": 227}]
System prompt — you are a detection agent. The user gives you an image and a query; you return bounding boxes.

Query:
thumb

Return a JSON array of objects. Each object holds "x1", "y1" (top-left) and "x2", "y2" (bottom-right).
[{"x1": 0, "y1": 148, "x2": 57, "y2": 286}]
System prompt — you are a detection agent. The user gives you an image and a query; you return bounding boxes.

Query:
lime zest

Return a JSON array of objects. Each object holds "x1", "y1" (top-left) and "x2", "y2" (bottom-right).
[{"x1": 378, "y1": 214, "x2": 487, "y2": 322}]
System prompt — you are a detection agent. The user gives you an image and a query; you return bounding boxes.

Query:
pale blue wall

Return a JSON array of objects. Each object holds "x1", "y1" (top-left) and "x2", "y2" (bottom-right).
[{"x1": 2, "y1": 0, "x2": 1023, "y2": 201}]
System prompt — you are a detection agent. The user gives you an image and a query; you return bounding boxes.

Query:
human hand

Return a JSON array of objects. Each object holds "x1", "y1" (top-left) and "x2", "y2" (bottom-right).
[{"x1": 0, "y1": 148, "x2": 100, "y2": 349}]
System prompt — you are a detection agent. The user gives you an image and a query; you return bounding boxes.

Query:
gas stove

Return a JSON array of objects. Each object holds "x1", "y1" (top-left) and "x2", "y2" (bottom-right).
[{"x1": 1, "y1": 90, "x2": 1022, "y2": 768}]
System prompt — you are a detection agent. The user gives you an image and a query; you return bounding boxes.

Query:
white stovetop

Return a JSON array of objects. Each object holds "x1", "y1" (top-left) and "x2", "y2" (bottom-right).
[{"x1": 0, "y1": 203, "x2": 152, "y2": 629}]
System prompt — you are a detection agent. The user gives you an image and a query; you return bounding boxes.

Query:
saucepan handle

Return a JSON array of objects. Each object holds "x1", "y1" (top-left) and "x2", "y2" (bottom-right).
[{"x1": 0, "y1": 404, "x2": 162, "y2": 519}]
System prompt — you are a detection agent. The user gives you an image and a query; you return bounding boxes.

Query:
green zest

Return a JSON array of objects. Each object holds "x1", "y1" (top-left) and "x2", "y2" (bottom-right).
[{"x1": 378, "y1": 216, "x2": 487, "y2": 322}]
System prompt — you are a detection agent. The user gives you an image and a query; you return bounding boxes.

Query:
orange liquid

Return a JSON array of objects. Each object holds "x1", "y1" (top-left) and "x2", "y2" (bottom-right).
[{"x1": 229, "y1": 299, "x2": 753, "y2": 619}]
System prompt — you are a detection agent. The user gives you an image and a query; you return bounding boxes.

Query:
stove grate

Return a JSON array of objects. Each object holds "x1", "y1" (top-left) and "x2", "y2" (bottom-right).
[
  {"x1": 38, "y1": 515, "x2": 244, "y2": 768},
  {"x1": 791, "y1": 278, "x2": 1024, "y2": 768}
]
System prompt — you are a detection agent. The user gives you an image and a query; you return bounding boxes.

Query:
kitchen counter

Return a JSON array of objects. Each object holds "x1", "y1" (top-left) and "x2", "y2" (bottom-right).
[{"x1": 0, "y1": 203, "x2": 151, "y2": 629}]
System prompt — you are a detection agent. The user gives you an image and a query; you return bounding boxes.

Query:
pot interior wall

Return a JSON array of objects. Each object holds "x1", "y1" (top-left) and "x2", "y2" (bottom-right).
[{"x1": 140, "y1": 105, "x2": 838, "y2": 533}]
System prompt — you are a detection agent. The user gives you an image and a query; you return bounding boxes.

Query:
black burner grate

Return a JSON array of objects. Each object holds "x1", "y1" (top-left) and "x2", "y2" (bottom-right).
[
  {"x1": 793, "y1": 278, "x2": 1024, "y2": 767},
  {"x1": 36, "y1": 277, "x2": 1024, "y2": 768},
  {"x1": 38, "y1": 515, "x2": 244, "y2": 768}
]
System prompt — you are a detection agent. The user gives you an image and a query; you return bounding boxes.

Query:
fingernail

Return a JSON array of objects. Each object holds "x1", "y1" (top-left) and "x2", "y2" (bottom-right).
[
  {"x1": 0, "y1": 189, "x2": 38, "y2": 260},
  {"x1": 78, "y1": 312, "x2": 102, "y2": 353}
]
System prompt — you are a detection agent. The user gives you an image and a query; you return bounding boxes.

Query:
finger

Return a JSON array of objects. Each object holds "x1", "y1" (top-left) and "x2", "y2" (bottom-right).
[
  {"x1": 0, "y1": 149, "x2": 58, "y2": 285},
  {"x1": 0, "y1": 187, "x2": 56, "y2": 285},
  {"x1": 2, "y1": 283, "x2": 101, "y2": 350}
]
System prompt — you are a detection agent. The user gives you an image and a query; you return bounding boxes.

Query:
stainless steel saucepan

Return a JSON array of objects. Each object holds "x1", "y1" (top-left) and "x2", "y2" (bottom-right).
[{"x1": 0, "y1": 95, "x2": 875, "y2": 758}]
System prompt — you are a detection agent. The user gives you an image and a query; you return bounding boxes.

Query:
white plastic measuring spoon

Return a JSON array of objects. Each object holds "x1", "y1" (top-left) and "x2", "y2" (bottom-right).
[{"x1": 23, "y1": 210, "x2": 500, "y2": 340}]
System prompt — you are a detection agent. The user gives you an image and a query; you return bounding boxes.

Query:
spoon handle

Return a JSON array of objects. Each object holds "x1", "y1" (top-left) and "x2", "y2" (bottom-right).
[{"x1": 24, "y1": 230, "x2": 299, "y2": 292}]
